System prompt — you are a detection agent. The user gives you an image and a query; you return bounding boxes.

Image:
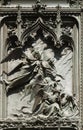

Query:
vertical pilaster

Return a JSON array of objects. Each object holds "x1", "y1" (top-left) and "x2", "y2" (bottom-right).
[
  {"x1": 0, "y1": 22, "x2": 3, "y2": 119},
  {"x1": 2, "y1": 23, "x2": 7, "y2": 119},
  {"x1": 80, "y1": 9, "x2": 83, "y2": 130},
  {"x1": 72, "y1": 24, "x2": 79, "y2": 98},
  {"x1": 0, "y1": 23, "x2": 8, "y2": 119}
]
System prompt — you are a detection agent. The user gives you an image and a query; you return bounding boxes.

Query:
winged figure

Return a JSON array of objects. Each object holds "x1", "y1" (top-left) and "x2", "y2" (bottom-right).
[{"x1": 0, "y1": 48, "x2": 54, "y2": 96}]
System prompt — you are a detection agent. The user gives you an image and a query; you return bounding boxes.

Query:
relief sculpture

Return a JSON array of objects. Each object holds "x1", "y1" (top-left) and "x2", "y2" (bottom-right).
[{"x1": 0, "y1": 16, "x2": 79, "y2": 121}]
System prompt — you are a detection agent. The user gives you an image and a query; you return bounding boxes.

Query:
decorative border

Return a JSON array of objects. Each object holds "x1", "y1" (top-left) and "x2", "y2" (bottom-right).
[{"x1": 0, "y1": 119, "x2": 79, "y2": 129}]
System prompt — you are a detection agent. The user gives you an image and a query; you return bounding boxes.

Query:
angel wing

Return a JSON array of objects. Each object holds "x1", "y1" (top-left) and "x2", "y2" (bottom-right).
[{"x1": 0, "y1": 46, "x2": 24, "y2": 63}]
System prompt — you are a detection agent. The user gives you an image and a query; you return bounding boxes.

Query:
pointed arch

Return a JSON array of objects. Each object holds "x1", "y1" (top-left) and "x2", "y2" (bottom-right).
[{"x1": 21, "y1": 17, "x2": 57, "y2": 45}]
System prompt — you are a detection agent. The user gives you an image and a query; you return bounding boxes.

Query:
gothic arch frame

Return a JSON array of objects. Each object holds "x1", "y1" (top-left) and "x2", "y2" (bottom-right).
[
  {"x1": 0, "y1": 12, "x2": 79, "y2": 117},
  {"x1": 21, "y1": 17, "x2": 57, "y2": 45}
]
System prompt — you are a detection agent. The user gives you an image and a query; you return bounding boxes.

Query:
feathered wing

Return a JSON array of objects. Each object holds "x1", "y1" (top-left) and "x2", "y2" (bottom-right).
[{"x1": 0, "y1": 47, "x2": 23, "y2": 63}]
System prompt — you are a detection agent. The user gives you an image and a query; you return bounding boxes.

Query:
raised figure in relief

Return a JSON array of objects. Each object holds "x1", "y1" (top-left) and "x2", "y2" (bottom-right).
[{"x1": 0, "y1": 27, "x2": 79, "y2": 120}]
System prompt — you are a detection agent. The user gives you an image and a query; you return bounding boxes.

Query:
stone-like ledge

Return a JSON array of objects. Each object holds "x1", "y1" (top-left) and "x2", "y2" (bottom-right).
[{"x1": 0, "y1": 118, "x2": 79, "y2": 129}]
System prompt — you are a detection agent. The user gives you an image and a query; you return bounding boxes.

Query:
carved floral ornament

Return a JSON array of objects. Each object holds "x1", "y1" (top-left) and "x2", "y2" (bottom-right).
[{"x1": 0, "y1": 1, "x2": 80, "y2": 129}]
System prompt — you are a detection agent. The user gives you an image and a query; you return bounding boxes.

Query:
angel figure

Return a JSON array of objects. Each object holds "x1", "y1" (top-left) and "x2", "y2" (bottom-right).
[{"x1": 0, "y1": 41, "x2": 58, "y2": 95}]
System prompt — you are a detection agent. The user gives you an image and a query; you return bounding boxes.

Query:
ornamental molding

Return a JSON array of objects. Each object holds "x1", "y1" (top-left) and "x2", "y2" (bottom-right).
[
  {"x1": 0, "y1": 7, "x2": 82, "y2": 15},
  {"x1": 0, "y1": 119, "x2": 79, "y2": 129}
]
